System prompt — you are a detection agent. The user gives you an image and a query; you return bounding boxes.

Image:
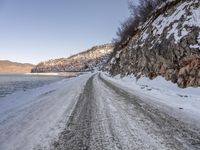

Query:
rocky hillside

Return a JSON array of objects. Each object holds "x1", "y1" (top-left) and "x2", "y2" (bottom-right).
[
  {"x1": 32, "y1": 44, "x2": 113, "y2": 73},
  {"x1": 0, "y1": 60, "x2": 34, "y2": 73},
  {"x1": 109, "y1": 0, "x2": 200, "y2": 88}
]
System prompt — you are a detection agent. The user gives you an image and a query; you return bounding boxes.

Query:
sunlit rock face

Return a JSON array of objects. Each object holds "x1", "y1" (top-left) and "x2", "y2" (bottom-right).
[
  {"x1": 31, "y1": 44, "x2": 113, "y2": 73},
  {"x1": 109, "y1": 0, "x2": 200, "y2": 88}
]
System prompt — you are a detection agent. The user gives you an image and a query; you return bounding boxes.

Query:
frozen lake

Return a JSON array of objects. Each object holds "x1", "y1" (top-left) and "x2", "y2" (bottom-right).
[{"x1": 0, "y1": 73, "x2": 66, "y2": 98}]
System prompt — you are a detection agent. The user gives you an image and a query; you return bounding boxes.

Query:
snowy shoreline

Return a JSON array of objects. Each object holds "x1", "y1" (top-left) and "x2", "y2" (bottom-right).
[
  {"x1": 25, "y1": 72, "x2": 60, "y2": 76},
  {"x1": 26, "y1": 72, "x2": 79, "y2": 76},
  {"x1": 0, "y1": 73, "x2": 92, "y2": 150}
]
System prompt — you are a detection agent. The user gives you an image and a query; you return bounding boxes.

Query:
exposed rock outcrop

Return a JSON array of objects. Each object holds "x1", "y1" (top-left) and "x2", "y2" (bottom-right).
[
  {"x1": 32, "y1": 44, "x2": 113, "y2": 73},
  {"x1": 109, "y1": 0, "x2": 200, "y2": 88}
]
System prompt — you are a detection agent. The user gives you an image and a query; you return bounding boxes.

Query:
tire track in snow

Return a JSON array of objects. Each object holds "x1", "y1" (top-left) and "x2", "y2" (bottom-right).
[
  {"x1": 99, "y1": 73, "x2": 200, "y2": 150},
  {"x1": 52, "y1": 73, "x2": 200, "y2": 150},
  {"x1": 52, "y1": 75, "x2": 95, "y2": 150}
]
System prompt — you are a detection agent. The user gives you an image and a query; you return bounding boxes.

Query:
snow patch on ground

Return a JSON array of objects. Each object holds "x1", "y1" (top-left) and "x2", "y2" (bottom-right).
[
  {"x1": 186, "y1": 5, "x2": 200, "y2": 27},
  {"x1": 166, "y1": 22, "x2": 179, "y2": 39},
  {"x1": 190, "y1": 44, "x2": 200, "y2": 49},
  {"x1": 140, "y1": 31, "x2": 149, "y2": 46},
  {"x1": 198, "y1": 33, "x2": 200, "y2": 43}
]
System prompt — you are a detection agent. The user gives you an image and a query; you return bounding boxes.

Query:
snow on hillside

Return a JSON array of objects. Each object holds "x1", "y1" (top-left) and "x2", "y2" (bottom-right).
[
  {"x1": 32, "y1": 44, "x2": 113, "y2": 73},
  {"x1": 138, "y1": 0, "x2": 200, "y2": 48},
  {"x1": 152, "y1": 0, "x2": 200, "y2": 45},
  {"x1": 109, "y1": 0, "x2": 200, "y2": 88}
]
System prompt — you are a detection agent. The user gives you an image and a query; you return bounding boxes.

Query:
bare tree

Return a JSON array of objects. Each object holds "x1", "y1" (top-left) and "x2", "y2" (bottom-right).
[{"x1": 112, "y1": 0, "x2": 168, "y2": 53}]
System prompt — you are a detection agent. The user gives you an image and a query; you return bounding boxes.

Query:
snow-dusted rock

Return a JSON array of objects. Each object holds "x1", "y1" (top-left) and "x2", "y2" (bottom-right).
[
  {"x1": 32, "y1": 44, "x2": 113, "y2": 73},
  {"x1": 110, "y1": 0, "x2": 200, "y2": 88}
]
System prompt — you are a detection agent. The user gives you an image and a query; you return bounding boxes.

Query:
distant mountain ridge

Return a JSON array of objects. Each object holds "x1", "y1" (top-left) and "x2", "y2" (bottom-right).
[
  {"x1": 31, "y1": 44, "x2": 113, "y2": 73},
  {"x1": 0, "y1": 60, "x2": 34, "y2": 73}
]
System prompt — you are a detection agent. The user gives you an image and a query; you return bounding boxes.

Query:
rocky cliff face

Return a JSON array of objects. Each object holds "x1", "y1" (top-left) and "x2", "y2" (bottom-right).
[
  {"x1": 109, "y1": 0, "x2": 200, "y2": 88},
  {"x1": 31, "y1": 44, "x2": 113, "y2": 73}
]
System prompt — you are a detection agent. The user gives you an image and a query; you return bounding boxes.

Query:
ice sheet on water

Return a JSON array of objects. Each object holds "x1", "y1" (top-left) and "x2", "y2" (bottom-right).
[{"x1": 0, "y1": 74, "x2": 65, "y2": 98}]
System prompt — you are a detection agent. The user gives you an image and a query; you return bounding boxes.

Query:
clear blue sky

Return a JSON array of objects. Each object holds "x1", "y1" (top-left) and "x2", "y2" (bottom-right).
[{"x1": 0, "y1": 0, "x2": 135, "y2": 64}]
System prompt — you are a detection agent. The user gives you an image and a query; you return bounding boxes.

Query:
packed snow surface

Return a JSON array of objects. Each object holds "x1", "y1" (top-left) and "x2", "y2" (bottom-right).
[
  {"x1": 0, "y1": 72, "x2": 200, "y2": 149},
  {"x1": 50, "y1": 73, "x2": 200, "y2": 149},
  {"x1": 102, "y1": 73, "x2": 200, "y2": 127}
]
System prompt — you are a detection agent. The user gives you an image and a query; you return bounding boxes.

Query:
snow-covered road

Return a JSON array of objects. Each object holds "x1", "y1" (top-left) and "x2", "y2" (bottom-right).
[
  {"x1": 53, "y1": 73, "x2": 200, "y2": 150},
  {"x1": 0, "y1": 73, "x2": 200, "y2": 150}
]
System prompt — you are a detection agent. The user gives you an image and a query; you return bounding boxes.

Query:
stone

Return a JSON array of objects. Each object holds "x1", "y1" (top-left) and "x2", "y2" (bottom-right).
[{"x1": 109, "y1": 0, "x2": 200, "y2": 88}]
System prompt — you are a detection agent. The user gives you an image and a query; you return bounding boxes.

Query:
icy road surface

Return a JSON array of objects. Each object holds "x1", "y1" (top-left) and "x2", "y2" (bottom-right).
[{"x1": 0, "y1": 73, "x2": 200, "y2": 150}]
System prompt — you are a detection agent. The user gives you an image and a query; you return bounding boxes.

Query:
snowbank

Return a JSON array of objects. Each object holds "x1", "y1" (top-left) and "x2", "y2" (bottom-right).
[{"x1": 102, "y1": 73, "x2": 200, "y2": 128}]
